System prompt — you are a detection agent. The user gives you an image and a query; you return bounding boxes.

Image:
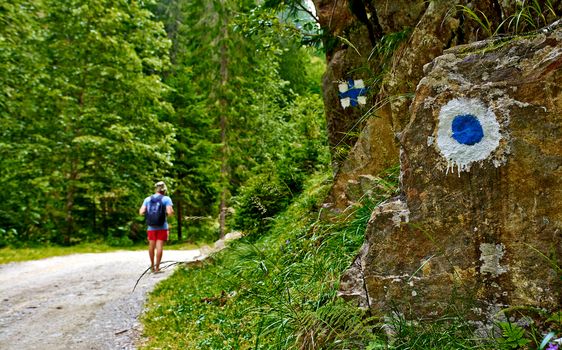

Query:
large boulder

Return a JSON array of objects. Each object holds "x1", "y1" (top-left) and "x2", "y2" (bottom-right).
[
  {"x1": 320, "y1": 0, "x2": 507, "y2": 210},
  {"x1": 341, "y1": 25, "x2": 562, "y2": 321}
]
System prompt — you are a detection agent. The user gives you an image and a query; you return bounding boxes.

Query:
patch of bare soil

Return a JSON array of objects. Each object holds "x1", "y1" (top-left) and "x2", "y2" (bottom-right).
[{"x1": 0, "y1": 249, "x2": 199, "y2": 350}]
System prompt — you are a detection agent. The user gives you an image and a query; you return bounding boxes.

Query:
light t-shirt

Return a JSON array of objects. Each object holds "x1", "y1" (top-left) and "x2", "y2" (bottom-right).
[{"x1": 143, "y1": 195, "x2": 173, "y2": 231}]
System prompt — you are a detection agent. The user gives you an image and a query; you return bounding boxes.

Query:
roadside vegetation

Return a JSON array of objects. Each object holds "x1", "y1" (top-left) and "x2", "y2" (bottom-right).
[
  {"x1": 141, "y1": 171, "x2": 378, "y2": 349},
  {"x1": 142, "y1": 168, "x2": 391, "y2": 349},
  {"x1": 142, "y1": 162, "x2": 561, "y2": 349},
  {"x1": 139, "y1": 166, "x2": 498, "y2": 350},
  {"x1": 0, "y1": 241, "x2": 199, "y2": 265}
]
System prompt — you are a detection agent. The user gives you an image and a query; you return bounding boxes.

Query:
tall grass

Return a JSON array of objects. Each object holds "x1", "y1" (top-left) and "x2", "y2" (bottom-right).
[
  {"x1": 459, "y1": 0, "x2": 558, "y2": 38},
  {"x1": 141, "y1": 169, "x2": 400, "y2": 349},
  {"x1": 141, "y1": 164, "x2": 560, "y2": 349}
]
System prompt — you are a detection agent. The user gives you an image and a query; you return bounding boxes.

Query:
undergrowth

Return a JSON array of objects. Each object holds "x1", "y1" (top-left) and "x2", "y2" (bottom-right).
[
  {"x1": 141, "y1": 169, "x2": 399, "y2": 349},
  {"x1": 140, "y1": 166, "x2": 560, "y2": 349},
  {"x1": 459, "y1": 0, "x2": 559, "y2": 38}
]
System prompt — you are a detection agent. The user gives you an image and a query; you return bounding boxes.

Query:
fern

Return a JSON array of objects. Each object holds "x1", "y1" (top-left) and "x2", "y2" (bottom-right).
[{"x1": 497, "y1": 322, "x2": 532, "y2": 349}]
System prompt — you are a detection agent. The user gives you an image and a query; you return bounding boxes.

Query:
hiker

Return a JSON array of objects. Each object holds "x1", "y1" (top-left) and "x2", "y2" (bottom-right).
[{"x1": 139, "y1": 181, "x2": 174, "y2": 273}]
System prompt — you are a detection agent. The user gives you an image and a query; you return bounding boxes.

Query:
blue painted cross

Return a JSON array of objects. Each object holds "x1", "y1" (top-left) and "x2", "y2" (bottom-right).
[{"x1": 338, "y1": 79, "x2": 368, "y2": 109}]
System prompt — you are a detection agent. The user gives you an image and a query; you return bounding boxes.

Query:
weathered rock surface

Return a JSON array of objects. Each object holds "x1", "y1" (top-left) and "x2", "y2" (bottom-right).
[
  {"x1": 384, "y1": 0, "x2": 461, "y2": 133},
  {"x1": 372, "y1": 0, "x2": 426, "y2": 34},
  {"x1": 319, "y1": 0, "x2": 514, "y2": 209},
  {"x1": 328, "y1": 114, "x2": 398, "y2": 206},
  {"x1": 312, "y1": 0, "x2": 381, "y2": 160},
  {"x1": 341, "y1": 25, "x2": 562, "y2": 321}
]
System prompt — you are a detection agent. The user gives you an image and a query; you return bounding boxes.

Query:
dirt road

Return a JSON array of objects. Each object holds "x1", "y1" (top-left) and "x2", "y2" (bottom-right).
[{"x1": 0, "y1": 249, "x2": 200, "y2": 350}]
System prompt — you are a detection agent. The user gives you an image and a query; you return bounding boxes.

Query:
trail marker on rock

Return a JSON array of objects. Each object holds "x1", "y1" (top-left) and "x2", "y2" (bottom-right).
[
  {"x1": 436, "y1": 98, "x2": 501, "y2": 174},
  {"x1": 338, "y1": 79, "x2": 368, "y2": 108}
]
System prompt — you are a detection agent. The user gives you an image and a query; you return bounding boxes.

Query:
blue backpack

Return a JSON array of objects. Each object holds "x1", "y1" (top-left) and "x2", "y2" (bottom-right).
[{"x1": 146, "y1": 194, "x2": 166, "y2": 226}]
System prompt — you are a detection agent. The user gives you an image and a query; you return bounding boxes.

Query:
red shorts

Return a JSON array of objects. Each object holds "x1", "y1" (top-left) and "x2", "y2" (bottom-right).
[{"x1": 147, "y1": 229, "x2": 169, "y2": 241}]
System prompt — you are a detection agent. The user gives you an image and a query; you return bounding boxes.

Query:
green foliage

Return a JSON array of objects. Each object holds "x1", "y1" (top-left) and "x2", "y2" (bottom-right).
[
  {"x1": 387, "y1": 311, "x2": 490, "y2": 350},
  {"x1": 502, "y1": 0, "x2": 558, "y2": 33},
  {"x1": 1, "y1": 0, "x2": 174, "y2": 245},
  {"x1": 459, "y1": 0, "x2": 560, "y2": 37},
  {"x1": 497, "y1": 322, "x2": 531, "y2": 349},
  {"x1": 231, "y1": 89, "x2": 329, "y2": 238},
  {"x1": 232, "y1": 171, "x2": 292, "y2": 236},
  {"x1": 489, "y1": 307, "x2": 562, "y2": 350},
  {"x1": 247, "y1": 0, "x2": 321, "y2": 47},
  {"x1": 148, "y1": 0, "x2": 328, "y2": 242},
  {"x1": 142, "y1": 167, "x2": 400, "y2": 349},
  {"x1": 0, "y1": 228, "x2": 18, "y2": 249},
  {"x1": 106, "y1": 234, "x2": 134, "y2": 247},
  {"x1": 458, "y1": 6, "x2": 496, "y2": 37}
]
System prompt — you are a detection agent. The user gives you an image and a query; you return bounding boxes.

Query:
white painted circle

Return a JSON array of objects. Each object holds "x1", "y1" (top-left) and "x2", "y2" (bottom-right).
[{"x1": 436, "y1": 98, "x2": 501, "y2": 173}]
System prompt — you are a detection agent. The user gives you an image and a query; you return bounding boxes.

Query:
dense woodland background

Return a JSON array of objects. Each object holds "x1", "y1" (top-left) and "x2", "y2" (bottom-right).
[
  {"x1": 1, "y1": 0, "x2": 328, "y2": 246},
  {"x1": 3, "y1": 1, "x2": 561, "y2": 349}
]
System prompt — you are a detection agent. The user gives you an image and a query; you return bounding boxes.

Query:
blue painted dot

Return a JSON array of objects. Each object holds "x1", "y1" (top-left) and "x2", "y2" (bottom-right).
[{"x1": 452, "y1": 114, "x2": 484, "y2": 145}]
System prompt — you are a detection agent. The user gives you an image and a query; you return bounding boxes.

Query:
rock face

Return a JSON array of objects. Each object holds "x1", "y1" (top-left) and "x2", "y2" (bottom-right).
[
  {"x1": 312, "y1": 0, "x2": 385, "y2": 160},
  {"x1": 314, "y1": 0, "x2": 562, "y2": 321},
  {"x1": 343, "y1": 26, "x2": 562, "y2": 320},
  {"x1": 314, "y1": 0, "x2": 428, "y2": 208},
  {"x1": 317, "y1": 0, "x2": 512, "y2": 209}
]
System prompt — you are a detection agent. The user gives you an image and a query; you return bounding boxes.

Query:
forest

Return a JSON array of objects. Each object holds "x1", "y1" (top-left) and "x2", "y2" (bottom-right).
[
  {"x1": 2, "y1": 0, "x2": 561, "y2": 349},
  {"x1": 1, "y1": 0, "x2": 327, "y2": 247}
]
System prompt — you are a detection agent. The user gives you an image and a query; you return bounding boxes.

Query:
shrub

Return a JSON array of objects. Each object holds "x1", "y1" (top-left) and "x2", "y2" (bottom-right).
[
  {"x1": 181, "y1": 219, "x2": 219, "y2": 243},
  {"x1": 106, "y1": 234, "x2": 134, "y2": 247},
  {"x1": 232, "y1": 172, "x2": 292, "y2": 237}
]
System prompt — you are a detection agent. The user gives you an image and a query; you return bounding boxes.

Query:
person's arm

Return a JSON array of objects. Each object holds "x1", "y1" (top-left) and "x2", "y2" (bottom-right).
[
  {"x1": 139, "y1": 204, "x2": 146, "y2": 216},
  {"x1": 165, "y1": 197, "x2": 174, "y2": 216}
]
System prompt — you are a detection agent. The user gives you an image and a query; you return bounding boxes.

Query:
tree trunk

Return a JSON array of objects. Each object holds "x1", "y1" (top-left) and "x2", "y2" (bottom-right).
[
  {"x1": 218, "y1": 21, "x2": 229, "y2": 239},
  {"x1": 176, "y1": 191, "x2": 183, "y2": 241},
  {"x1": 64, "y1": 159, "x2": 78, "y2": 245},
  {"x1": 102, "y1": 198, "x2": 108, "y2": 237},
  {"x1": 92, "y1": 197, "x2": 96, "y2": 233},
  {"x1": 219, "y1": 107, "x2": 227, "y2": 238}
]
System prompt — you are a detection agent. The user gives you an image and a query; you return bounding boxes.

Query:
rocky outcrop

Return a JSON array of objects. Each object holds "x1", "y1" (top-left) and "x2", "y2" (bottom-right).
[
  {"x1": 315, "y1": 0, "x2": 427, "y2": 208},
  {"x1": 341, "y1": 25, "x2": 562, "y2": 321},
  {"x1": 312, "y1": 0, "x2": 384, "y2": 161},
  {"x1": 318, "y1": 0, "x2": 516, "y2": 209}
]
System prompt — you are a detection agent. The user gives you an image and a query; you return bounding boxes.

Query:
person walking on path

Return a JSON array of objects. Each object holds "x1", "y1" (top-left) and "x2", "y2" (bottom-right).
[{"x1": 139, "y1": 181, "x2": 174, "y2": 273}]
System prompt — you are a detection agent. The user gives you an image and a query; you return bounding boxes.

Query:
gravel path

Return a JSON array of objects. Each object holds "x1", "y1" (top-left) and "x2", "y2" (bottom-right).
[{"x1": 0, "y1": 249, "x2": 200, "y2": 350}]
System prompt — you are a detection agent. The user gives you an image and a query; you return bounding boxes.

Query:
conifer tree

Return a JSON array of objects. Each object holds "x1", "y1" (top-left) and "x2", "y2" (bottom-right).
[{"x1": 1, "y1": 0, "x2": 174, "y2": 243}]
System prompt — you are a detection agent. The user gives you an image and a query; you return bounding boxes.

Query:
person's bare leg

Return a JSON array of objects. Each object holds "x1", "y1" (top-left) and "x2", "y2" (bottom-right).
[
  {"x1": 155, "y1": 240, "x2": 165, "y2": 272},
  {"x1": 148, "y1": 239, "x2": 156, "y2": 272}
]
